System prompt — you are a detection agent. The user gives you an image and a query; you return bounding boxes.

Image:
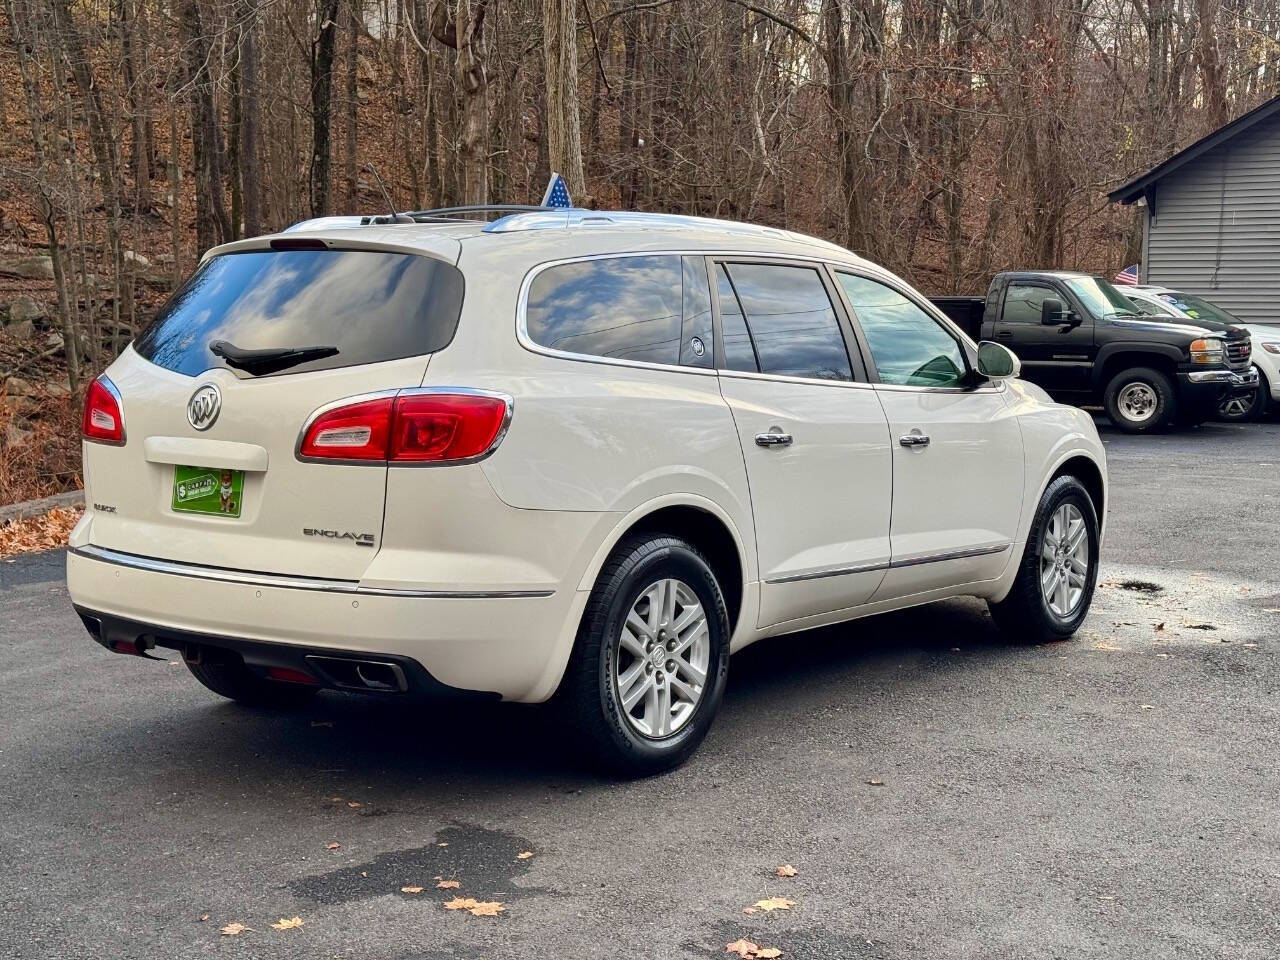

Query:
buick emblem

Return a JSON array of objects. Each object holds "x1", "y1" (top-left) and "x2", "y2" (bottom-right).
[{"x1": 187, "y1": 383, "x2": 222, "y2": 431}]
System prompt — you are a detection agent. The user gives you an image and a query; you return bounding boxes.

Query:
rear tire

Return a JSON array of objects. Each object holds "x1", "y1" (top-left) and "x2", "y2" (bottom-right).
[
  {"x1": 1104, "y1": 367, "x2": 1175, "y2": 433},
  {"x1": 988, "y1": 474, "x2": 1100, "y2": 644},
  {"x1": 186, "y1": 657, "x2": 319, "y2": 708},
  {"x1": 559, "y1": 534, "x2": 730, "y2": 777}
]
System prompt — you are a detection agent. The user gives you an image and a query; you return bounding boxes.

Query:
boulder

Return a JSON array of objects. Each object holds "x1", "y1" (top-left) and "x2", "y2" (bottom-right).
[
  {"x1": 124, "y1": 250, "x2": 151, "y2": 267},
  {"x1": 6, "y1": 319, "x2": 34, "y2": 341},
  {"x1": 0, "y1": 256, "x2": 54, "y2": 280},
  {"x1": 6, "y1": 295, "x2": 46, "y2": 324},
  {"x1": 3, "y1": 376, "x2": 32, "y2": 396}
]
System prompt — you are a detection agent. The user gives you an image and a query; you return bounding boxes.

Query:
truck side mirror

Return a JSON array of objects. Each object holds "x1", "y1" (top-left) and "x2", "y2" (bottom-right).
[{"x1": 1040, "y1": 297, "x2": 1069, "y2": 325}]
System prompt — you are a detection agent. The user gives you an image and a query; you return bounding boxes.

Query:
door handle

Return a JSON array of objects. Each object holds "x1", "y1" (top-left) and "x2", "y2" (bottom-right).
[
  {"x1": 996, "y1": 330, "x2": 1014, "y2": 340},
  {"x1": 899, "y1": 433, "x2": 931, "y2": 448},
  {"x1": 755, "y1": 432, "x2": 793, "y2": 447}
]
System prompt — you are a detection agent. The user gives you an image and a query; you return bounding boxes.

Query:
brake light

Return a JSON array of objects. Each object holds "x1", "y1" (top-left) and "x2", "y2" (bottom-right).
[
  {"x1": 82, "y1": 376, "x2": 125, "y2": 445},
  {"x1": 298, "y1": 391, "x2": 510, "y2": 463}
]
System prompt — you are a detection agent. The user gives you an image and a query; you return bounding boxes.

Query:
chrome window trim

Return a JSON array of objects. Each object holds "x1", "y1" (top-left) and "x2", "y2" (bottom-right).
[
  {"x1": 765, "y1": 543, "x2": 1011, "y2": 584},
  {"x1": 717, "y1": 369, "x2": 879, "y2": 391},
  {"x1": 515, "y1": 249, "x2": 880, "y2": 383},
  {"x1": 69, "y1": 544, "x2": 555, "y2": 599},
  {"x1": 294, "y1": 386, "x2": 515, "y2": 467}
]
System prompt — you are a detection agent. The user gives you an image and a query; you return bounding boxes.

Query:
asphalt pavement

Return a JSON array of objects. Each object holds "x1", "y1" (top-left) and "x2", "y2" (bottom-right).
[{"x1": 2, "y1": 418, "x2": 1279, "y2": 960}]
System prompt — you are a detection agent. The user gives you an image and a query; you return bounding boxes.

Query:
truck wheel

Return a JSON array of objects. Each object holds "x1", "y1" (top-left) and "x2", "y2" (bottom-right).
[
  {"x1": 988, "y1": 474, "x2": 1100, "y2": 644},
  {"x1": 1104, "y1": 367, "x2": 1175, "y2": 433},
  {"x1": 560, "y1": 534, "x2": 730, "y2": 777},
  {"x1": 1217, "y1": 369, "x2": 1265, "y2": 422},
  {"x1": 186, "y1": 657, "x2": 319, "y2": 708}
]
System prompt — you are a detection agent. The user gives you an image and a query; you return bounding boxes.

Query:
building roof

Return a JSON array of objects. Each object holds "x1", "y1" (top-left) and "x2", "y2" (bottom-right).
[{"x1": 1108, "y1": 94, "x2": 1280, "y2": 205}]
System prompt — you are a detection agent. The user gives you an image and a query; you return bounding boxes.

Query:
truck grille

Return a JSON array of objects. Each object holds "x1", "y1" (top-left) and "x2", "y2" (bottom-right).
[{"x1": 1227, "y1": 338, "x2": 1251, "y2": 367}]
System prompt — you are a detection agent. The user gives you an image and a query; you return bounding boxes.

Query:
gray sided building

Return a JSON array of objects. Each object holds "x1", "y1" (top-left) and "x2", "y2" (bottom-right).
[{"x1": 1109, "y1": 95, "x2": 1280, "y2": 327}]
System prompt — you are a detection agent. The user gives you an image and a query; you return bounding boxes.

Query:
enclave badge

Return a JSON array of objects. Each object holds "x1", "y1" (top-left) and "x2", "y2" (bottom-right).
[{"x1": 187, "y1": 383, "x2": 221, "y2": 431}]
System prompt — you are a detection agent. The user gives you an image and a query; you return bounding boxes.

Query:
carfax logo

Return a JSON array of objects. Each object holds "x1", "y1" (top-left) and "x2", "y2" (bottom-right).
[{"x1": 175, "y1": 473, "x2": 218, "y2": 503}]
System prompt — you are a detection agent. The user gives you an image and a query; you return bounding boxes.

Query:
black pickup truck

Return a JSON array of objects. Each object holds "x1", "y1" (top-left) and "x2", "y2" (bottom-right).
[{"x1": 933, "y1": 271, "x2": 1257, "y2": 433}]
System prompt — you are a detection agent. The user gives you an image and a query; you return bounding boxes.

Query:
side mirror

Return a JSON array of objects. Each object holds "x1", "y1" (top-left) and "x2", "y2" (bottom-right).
[
  {"x1": 976, "y1": 341, "x2": 1020, "y2": 380},
  {"x1": 1040, "y1": 297, "x2": 1070, "y2": 325}
]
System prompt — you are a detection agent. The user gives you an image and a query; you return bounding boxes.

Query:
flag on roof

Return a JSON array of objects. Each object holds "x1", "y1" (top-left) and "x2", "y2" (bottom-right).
[
  {"x1": 1113, "y1": 264, "x2": 1140, "y2": 286},
  {"x1": 541, "y1": 173, "x2": 573, "y2": 209}
]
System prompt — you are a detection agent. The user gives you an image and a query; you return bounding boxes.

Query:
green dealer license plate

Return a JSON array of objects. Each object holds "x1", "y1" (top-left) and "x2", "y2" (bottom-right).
[{"x1": 172, "y1": 465, "x2": 245, "y2": 518}]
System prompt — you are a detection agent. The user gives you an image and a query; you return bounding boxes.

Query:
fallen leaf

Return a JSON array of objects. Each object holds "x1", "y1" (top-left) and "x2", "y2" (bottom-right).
[
  {"x1": 436, "y1": 880, "x2": 461, "y2": 889},
  {"x1": 437, "y1": 842, "x2": 449, "y2": 847},
  {"x1": 401, "y1": 886, "x2": 424, "y2": 894},
  {"x1": 361, "y1": 871, "x2": 368, "y2": 878},
  {"x1": 220, "y1": 922, "x2": 249, "y2": 936},
  {"x1": 443, "y1": 897, "x2": 504, "y2": 916},
  {"x1": 271, "y1": 917, "x2": 304, "y2": 931},
  {"x1": 757, "y1": 950, "x2": 782, "y2": 959},
  {"x1": 516, "y1": 851, "x2": 533, "y2": 860},
  {"x1": 326, "y1": 842, "x2": 341, "y2": 850},
  {"x1": 0, "y1": 507, "x2": 82, "y2": 559},
  {"x1": 329, "y1": 796, "x2": 343, "y2": 802},
  {"x1": 1140, "y1": 704, "x2": 1155, "y2": 710},
  {"x1": 753, "y1": 897, "x2": 795, "y2": 912},
  {"x1": 347, "y1": 801, "x2": 362, "y2": 808},
  {"x1": 742, "y1": 907, "x2": 758, "y2": 915},
  {"x1": 726, "y1": 939, "x2": 760, "y2": 958},
  {"x1": 775, "y1": 864, "x2": 798, "y2": 878},
  {"x1": 866, "y1": 778, "x2": 884, "y2": 787},
  {"x1": 198, "y1": 914, "x2": 210, "y2": 922}
]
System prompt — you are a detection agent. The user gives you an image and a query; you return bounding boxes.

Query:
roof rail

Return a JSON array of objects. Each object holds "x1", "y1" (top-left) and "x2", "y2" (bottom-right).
[
  {"x1": 482, "y1": 209, "x2": 802, "y2": 239},
  {"x1": 399, "y1": 204, "x2": 564, "y2": 223}
]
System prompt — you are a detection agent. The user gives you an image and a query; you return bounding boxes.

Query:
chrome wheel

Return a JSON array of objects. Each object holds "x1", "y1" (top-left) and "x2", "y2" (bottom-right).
[
  {"x1": 1040, "y1": 503, "x2": 1089, "y2": 618},
  {"x1": 1116, "y1": 382, "x2": 1158, "y2": 423},
  {"x1": 613, "y1": 578, "x2": 710, "y2": 739},
  {"x1": 1218, "y1": 391, "x2": 1256, "y2": 420}
]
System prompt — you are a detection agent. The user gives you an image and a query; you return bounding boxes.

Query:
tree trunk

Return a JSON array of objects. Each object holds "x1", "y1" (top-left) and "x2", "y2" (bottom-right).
[
  {"x1": 310, "y1": 0, "x2": 341, "y2": 217},
  {"x1": 238, "y1": 0, "x2": 263, "y2": 235},
  {"x1": 542, "y1": 0, "x2": 586, "y2": 199},
  {"x1": 177, "y1": 0, "x2": 232, "y2": 251},
  {"x1": 344, "y1": 0, "x2": 360, "y2": 209},
  {"x1": 453, "y1": 0, "x2": 490, "y2": 204}
]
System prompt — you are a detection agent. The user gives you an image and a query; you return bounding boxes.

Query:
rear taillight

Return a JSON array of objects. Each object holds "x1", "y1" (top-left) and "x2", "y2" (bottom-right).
[
  {"x1": 82, "y1": 376, "x2": 125, "y2": 445},
  {"x1": 298, "y1": 390, "x2": 510, "y2": 464}
]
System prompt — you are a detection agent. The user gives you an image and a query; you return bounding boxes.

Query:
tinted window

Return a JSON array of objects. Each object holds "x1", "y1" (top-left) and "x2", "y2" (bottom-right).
[
  {"x1": 680, "y1": 256, "x2": 713, "y2": 368},
  {"x1": 723, "y1": 263, "x2": 852, "y2": 381},
  {"x1": 716, "y1": 265, "x2": 758, "y2": 372},
  {"x1": 837, "y1": 273, "x2": 967, "y2": 387},
  {"x1": 135, "y1": 249, "x2": 465, "y2": 377},
  {"x1": 1003, "y1": 283, "x2": 1056, "y2": 325},
  {"x1": 527, "y1": 255, "x2": 683, "y2": 365},
  {"x1": 1158, "y1": 292, "x2": 1240, "y2": 324}
]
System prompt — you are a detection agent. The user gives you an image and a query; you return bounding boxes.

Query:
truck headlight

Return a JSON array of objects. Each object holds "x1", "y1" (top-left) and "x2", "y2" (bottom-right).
[
  {"x1": 1189, "y1": 338, "x2": 1225, "y2": 364},
  {"x1": 1262, "y1": 342, "x2": 1280, "y2": 355}
]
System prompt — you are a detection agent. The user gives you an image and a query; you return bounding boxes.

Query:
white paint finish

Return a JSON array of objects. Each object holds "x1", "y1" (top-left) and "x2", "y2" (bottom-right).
[
  {"x1": 870, "y1": 385, "x2": 1025, "y2": 600},
  {"x1": 717, "y1": 374, "x2": 893, "y2": 626},
  {"x1": 142, "y1": 436, "x2": 270, "y2": 472}
]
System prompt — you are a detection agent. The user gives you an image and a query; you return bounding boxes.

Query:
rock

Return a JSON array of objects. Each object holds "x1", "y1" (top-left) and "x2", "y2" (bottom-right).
[
  {"x1": 3, "y1": 376, "x2": 32, "y2": 396},
  {"x1": 6, "y1": 295, "x2": 46, "y2": 324},
  {"x1": 0, "y1": 256, "x2": 54, "y2": 280},
  {"x1": 154, "y1": 252, "x2": 175, "y2": 265},
  {"x1": 5, "y1": 421, "x2": 32, "y2": 448},
  {"x1": 6, "y1": 319, "x2": 34, "y2": 341},
  {"x1": 124, "y1": 250, "x2": 151, "y2": 267},
  {"x1": 44, "y1": 380, "x2": 71, "y2": 398}
]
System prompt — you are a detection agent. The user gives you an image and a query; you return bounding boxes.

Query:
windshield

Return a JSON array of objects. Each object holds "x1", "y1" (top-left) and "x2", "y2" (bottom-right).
[
  {"x1": 1156, "y1": 292, "x2": 1241, "y2": 325},
  {"x1": 1065, "y1": 277, "x2": 1138, "y2": 317}
]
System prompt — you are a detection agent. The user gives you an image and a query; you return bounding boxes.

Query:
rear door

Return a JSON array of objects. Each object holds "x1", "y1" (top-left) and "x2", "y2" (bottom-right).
[
  {"x1": 712, "y1": 259, "x2": 893, "y2": 628},
  {"x1": 83, "y1": 240, "x2": 464, "y2": 579},
  {"x1": 995, "y1": 281, "x2": 1093, "y2": 394}
]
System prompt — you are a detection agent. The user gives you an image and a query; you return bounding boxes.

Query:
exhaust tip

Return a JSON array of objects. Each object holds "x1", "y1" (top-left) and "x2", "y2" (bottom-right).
[{"x1": 305, "y1": 656, "x2": 408, "y2": 693}]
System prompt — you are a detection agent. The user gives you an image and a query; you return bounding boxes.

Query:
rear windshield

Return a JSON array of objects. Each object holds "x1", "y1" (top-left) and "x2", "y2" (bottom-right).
[{"x1": 134, "y1": 249, "x2": 465, "y2": 377}]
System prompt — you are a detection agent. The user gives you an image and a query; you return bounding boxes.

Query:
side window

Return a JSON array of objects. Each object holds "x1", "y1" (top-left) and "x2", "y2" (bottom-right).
[
  {"x1": 836, "y1": 273, "x2": 967, "y2": 388},
  {"x1": 680, "y1": 256, "x2": 713, "y2": 368},
  {"x1": 1128, "y1": 296, "x2": 1166, "y2": 316},
  {"x1": 526, "y1": 255, "x2": 683, "y2": 365},
  {"x1": 715, "y1": 264, "x2": 759, "y2": 372},
  {"x1": 1003, "y1": 283, "x2": 1055, "y2": 325},
  {"x1": 722, "y1": 263, "x2": 853, "y2": 381}
]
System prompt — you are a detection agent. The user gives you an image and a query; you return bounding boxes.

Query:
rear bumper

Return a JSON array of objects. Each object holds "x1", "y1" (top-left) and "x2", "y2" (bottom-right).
[{"x1": 66, "y1": 545, "x2": 581, "y2": 702}]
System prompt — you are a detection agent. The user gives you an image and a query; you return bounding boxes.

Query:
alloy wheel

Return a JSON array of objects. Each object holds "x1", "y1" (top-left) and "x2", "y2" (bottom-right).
[
  {"x1": 1040, "y1": 503, "x2": 1090, "y2": 618},
  {"x1": 1219, "y1": 392, "x2": 1256, "y2": 420},
  {"x1": 613, "y1": 578, "x2": 710, "y2": 738},
  {"x1": 1116, "y1": 381, "x2": 1158, "y2": 423}
]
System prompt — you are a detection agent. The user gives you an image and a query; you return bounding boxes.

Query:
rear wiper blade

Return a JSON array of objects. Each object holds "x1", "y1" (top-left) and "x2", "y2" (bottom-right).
[{"x1": 210, "y1": 340, "x2": 339, "y2": 375}]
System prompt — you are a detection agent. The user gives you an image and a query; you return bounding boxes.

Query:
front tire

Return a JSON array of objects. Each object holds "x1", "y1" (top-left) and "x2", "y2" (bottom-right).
[
  {"x1": 1217, "y1": 368, "x2": 1266, "y2": 422},
  {"x1": 988, "y1": 474, "x2": 1100, "y2": 644},
  {"x1": 1104, "y1": 366, "x2": 1175, "y2": 433},
  {"x1": 560, "y1": 534, "x2": 730, "y2": 777},
  {"x1": 186, "y1": 657, "x2": 319, "y2": 708}
]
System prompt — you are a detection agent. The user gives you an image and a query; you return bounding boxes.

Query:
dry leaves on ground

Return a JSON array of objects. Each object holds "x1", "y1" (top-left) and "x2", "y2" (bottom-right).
[
  {"x1": 401, "y1": 886, "x2": 424, "y2": 894},
  {"x1": 0, "y1": 507, "x2": 81, "y2": 558},
  {"x1": 751, "y1": 897, "x2": 795, "y2": 912},
  {"x1": 774, "y1": 864, "x2": 797, "y2": 878},
  {"x1": 436, "y1": 880, "x2": 461, "y2": 889},
  {"x1": 516, "y1": 851, "x2": 533, "y2": 860},
  {"x1": 443, "y1": 897, "x2": 505, "y2": 917},
  {"x1": 271, "y1": 917, "x2": 304, "y2": 930},
  {"x1": 726, "y1": 938, "x2": 782, "y2": 958},
  {"x1": 325, "y1": 842, "x2": 341, "y2": 850},
  {"x1": 220, "y1": 923, "x2": 250, "y2": 936}
]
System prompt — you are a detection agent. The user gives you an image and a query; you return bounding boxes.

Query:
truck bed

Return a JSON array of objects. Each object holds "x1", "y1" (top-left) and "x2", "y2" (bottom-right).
[{"x1": 930, "y1": 296, "x2": 986, "y2": 341}]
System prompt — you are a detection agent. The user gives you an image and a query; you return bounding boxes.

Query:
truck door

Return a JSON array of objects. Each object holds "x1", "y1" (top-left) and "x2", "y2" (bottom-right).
[{"x1": 995, "y1": 281, "x2": 1094, "y2": 395}]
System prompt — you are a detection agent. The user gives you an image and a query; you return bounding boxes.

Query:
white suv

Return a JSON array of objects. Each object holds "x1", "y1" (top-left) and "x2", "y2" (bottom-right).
[{"x1": 67, "y1": 209, "x2": 1107, "y2": 774}]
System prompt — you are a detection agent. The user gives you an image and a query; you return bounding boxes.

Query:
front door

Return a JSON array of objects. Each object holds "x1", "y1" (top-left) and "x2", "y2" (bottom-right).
[
  {"x1": 712, "y1": 260, "x2": 893, "y2": 628},
  {"x1": 995, "y1": 281, "x2": 1094, "y2": 394},
  {"x1": 833, "y1": 270, "x2": 1025, "y2": 599}
]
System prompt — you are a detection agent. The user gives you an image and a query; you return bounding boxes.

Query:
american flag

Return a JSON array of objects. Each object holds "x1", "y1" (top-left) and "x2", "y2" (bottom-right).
[
  {"x1": 1113, "y1": 264, "x2": 1141, "y2": 286},
  {"x1": 541, "y1": 173, "x2": 573, "y2": 209}
]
